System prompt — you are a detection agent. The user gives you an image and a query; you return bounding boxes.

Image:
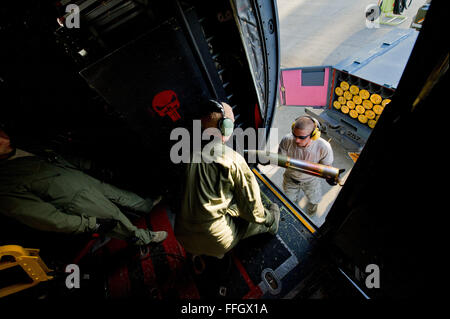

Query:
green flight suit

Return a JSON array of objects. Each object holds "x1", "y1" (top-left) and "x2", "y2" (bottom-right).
[
  {"x1": 175, "y1": 142, "x2": 277, "y2": 258},
  {"x1": 0, "y1": 154, "x2": 154, "y2": 244}
]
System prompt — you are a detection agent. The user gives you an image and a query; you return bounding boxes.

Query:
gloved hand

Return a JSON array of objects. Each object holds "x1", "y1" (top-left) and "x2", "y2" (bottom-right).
[
  {"x1": 326, "y1": 169, "x2": 345, "y2": 186},
  {"x1": 326, "y1": 178, "x2": 338, "y2": 186}
]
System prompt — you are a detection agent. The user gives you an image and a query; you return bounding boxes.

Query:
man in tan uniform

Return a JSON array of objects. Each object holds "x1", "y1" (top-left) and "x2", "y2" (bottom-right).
[
  {"x1": 278, "y1": 116, "x2": 334, "y2": 215},
  {"x1": 175, "y1": 100, "x2": 280, "y2": 259}
]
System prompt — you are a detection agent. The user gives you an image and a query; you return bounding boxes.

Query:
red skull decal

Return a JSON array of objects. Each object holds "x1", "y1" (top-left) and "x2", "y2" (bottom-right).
[{"x1": 151, "y1": 90, "x2": 181, "y2": 122}]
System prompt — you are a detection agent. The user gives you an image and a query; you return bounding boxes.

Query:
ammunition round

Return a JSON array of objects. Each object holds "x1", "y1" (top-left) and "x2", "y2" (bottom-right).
[
  {"x1": 359, "y1": 89, "x2": 370, "y2": 100},
  {"x1": 349, "y1": 85, "x2": 360, "y2": 95},
  {"x1": 333, "y1": 101, "x2": 341, "y2": 109},
  {"x1": 346, "y1": 100, "x2": 355, "y2": 109},
  {"x1": 362, "y1": 99, "x2": 373, "y2": 109},
  {"x1": 373, "y1": 104, "x2": 384, "y2": 115},
  {"x1": 356, "y1": 105, "x2": 365, "y2": 114},
  {"x1": 338, "y1": 96, "x2": 346, "y2": 104},
  {"x1": 370, "y1": 93, "x2": 382, "y2": 104},
  {"x1": 382, "y1": 98, "x2": 391, "y2": 107},
  {"x1": 335, "y1": 87, "x2": 344, "y2": 96},
  {"x1": 365, "y1": 110, "x2": 376, "y2": 119},
  {"x1": 343, "y1": 91, "x2": 353, "y2": 100},
  {"x1": 341, "y1": 105, "x2": 349, "y2": 114},
  {"x1": 358, "y1": 114, "x2": 368, "y2": 124},
  {"x1": 353, "y1": 95, "x2": 362, "y2": 105},
  {"x1": 340, "y1": 81, "x2": 349, "y2": 91}
]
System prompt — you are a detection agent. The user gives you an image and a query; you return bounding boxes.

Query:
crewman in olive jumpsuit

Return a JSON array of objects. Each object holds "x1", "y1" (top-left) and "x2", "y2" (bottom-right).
[
  {"x1": 0, "y1": 128, "x2": 167, "y2": 245},
  {"x1": 175, "y1": 101, "x2": 280, "y2": 259}
]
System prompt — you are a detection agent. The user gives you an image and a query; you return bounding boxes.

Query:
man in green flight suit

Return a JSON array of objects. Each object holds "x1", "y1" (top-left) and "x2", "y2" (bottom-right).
[
  {"x1": 175, "y1": 100, "x2": 280, "y2": 259},
  {"x1": 0, "y1": 127, "x2": 167, "y2": 245}
]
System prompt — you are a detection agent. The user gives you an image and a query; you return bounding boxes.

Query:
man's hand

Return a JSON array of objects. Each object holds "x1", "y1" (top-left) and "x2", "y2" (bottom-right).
[{"x1": 325, "y1": 178, "x2": 338, "y2": 186}]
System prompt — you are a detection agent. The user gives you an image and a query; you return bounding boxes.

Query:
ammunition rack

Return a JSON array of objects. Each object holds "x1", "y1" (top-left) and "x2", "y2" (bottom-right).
[{"x1": 331, "y1": 72, "x2": 394, "y2": 130}]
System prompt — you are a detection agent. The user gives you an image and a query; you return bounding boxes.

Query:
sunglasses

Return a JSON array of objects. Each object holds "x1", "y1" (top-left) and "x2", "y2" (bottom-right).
[{"x1": 292, "y1": 132, "x2": 311, "y2": 140}]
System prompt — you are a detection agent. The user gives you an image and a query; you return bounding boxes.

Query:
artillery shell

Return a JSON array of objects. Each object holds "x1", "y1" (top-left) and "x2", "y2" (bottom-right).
[
  {"x1": 356, "y1": 105, "x2": 365, "y2": 114},
  {"x1": 359, "y1": 89, "x2": 370, "y2": 100},
  {"x1": 358, "y1": 114, "x2": 368, "y2": 124},
  {"x1": 340, "y1": 81, "x2": 349, "y2": 91},
  {"x1": 362, "y1": 99, "x2": 373, "y2": 109},
  {"x1": 370, "y1": 93, "x2": 382, "y2": 104},
  {"x1": 365, "y1": 110, "x2": 376, "y2": 120},
  {"x1": 333, "y1": 101, "x2": 341, "y2": 109},
  {"x1": 353, "y1": 95, "x2": 362, "y2": 105},
  {"x1": 382, "y1": 99, "x2": 391, "y2": 107},
  {"x1": 341, "y1": 105, "x2": 349, "y2": 114},
  {"x1": 373, "y1": 104, "x2": 384, "y2": 115},
  {"x1": 349, "y1": 85, "x2": 359, "y2": 95},
  {"x1": 346, "y1": 100, "x2": 355, "y2": 109},
  {"x1": 343, "y1": 91, "x2": 353, "y2": 100}
]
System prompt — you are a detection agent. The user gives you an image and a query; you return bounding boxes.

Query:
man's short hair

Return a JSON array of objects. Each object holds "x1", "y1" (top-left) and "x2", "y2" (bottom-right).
[{"x1": 293, "y1": 117, "x2": 315, "y2": 131}]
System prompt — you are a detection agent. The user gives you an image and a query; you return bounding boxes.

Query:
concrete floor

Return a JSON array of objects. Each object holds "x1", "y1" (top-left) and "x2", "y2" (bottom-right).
[{"x1": 258, "y1": 0, "x2": 428, "y2": 227}]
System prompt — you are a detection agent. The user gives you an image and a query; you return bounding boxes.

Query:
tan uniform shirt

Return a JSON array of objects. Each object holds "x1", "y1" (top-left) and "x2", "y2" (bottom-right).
[{"x1": 278, "y1": 134, "x2": 334, "y2": 182}]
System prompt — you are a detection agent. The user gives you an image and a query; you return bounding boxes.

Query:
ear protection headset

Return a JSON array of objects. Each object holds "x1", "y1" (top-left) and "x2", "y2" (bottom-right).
[
  {"x1": 209, "y1": 99, "x2": 234, "y2": 137},
  {"x1": 291, "y1": 115, "x2": 321, "y2": 140}
]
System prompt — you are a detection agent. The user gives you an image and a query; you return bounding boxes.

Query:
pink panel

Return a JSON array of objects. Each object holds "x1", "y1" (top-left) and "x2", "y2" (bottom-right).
[{"x1": 282, "y1": 68, "x2": 329, "y2": 106}]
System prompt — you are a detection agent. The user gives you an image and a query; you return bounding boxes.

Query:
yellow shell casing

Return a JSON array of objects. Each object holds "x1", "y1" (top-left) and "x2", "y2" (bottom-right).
[
  {"x1": 356, "y1": 105, "x2": 365, "y2": 114},
  {"x1": 353, "y1": 95, "x2": 362, "y2": 105},
  {"x1": 358, "y1": 114, "x2": 368, "y2": 124},
  {"x1": 333, "y1": 101, "x2": 341, "y2": 109},
  {"x1": 362, "y1": 99, "x2": 373, "y2": 109},
  {"x1": 365, "y1": 110, "x2": 376, "y2": 120},
  {"x1": 373, "y1": 104, "x2": 384, "y2": 115},
  {"x1": 341, "y1": 105, "x2": 349, "y2": 114},
  {"x1": 349, "y1": 85, "x2": 359, "y2": 95},
  {"x1": 338, "y1": 96, "x2": 346, "y2": 104},
  {"x1": 340, "y1": 81, "x2": 349, "y2": 91},
  {"x1": 343, "y1": 91, "x2": 353, "y2": 100},
  {"x1": 382, "y1": 98, "x2": 391, "y2": 107},
  {"x1": 359, "y1": 89, "x2": 370, "y2": 100},
  {"x1": 346, "y1": 100, "x2": 355, "y2": 109},
  {"x1": 349, "y1": 110, "x2": 358, "y2": 118},
  {"x1": 370, "y1": 93, "x2": 382, "y2": 104}
]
